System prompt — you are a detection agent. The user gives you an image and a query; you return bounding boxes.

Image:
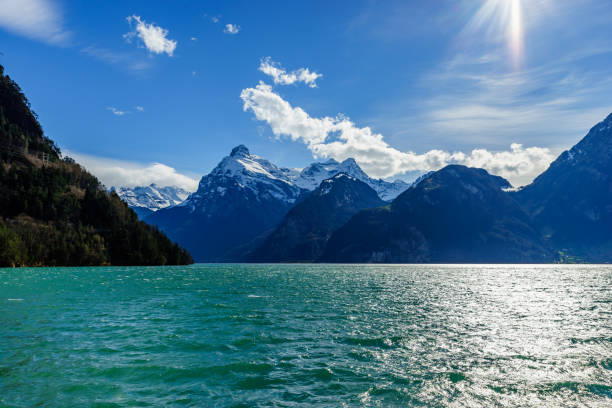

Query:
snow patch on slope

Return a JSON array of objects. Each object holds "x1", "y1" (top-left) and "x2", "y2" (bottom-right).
[{"x1": 112, "y1": 184, "x2": 190, "y2": 212}]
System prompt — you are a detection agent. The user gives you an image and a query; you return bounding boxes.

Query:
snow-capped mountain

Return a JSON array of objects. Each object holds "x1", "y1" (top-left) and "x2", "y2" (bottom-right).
[
  {"x1": 177, "y1": 146, "x2": 408, "y2": 210},
  {"x1": 293, "y1": 158, "x2": 409, "y2": 201},
  {"x1": 146, "y1": 146, "x2": 308, "y2": 261},
  {"x1": 182, "y1": 144, "x2": 303, "y2": 212},
  {"x1": 147, "y1": 145, "x2": 411, "y2": 261},
  {"x1": 111, "y1": 184, "x2": 190, "y2": 218}
]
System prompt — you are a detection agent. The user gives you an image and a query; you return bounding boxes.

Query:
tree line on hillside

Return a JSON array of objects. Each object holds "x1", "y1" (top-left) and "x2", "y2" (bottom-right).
[{"x1": 0, "y1": 64, "x2": 193, "y2": 267}]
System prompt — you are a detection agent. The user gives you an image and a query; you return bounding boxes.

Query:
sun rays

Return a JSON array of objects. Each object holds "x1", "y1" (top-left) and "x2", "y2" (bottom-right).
[
  {"x1": 509, "y1": 0, "x2": 524, "y2": 68},
  {"x1": 464, "y1": 0, "x2": 526, "y2": 69}
]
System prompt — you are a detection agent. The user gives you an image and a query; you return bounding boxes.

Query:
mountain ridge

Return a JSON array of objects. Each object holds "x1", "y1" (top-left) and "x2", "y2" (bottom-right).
[
  {"x1": 320, "y1": 165, "x2": 554, "y2": 263},
  {"x1": 516, "y1": 112, "x2": 612, "y2": 261},
  {"x1": 111, "y1": 184, "x2": 191, "y2": 219},
  {"x1": 249, "y1": 173, "x2": 385, "y2": 262},
  {"x1": 146, "y1": 145, "x2": 413, "y2": 261}
]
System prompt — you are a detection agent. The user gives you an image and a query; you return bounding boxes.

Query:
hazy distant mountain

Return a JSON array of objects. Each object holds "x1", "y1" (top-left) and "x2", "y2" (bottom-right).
[
  {"x1": 320, "y1": 165, "x2": 554, "y2": 263},
  {"x1": 516, "y1": 113, "x2": 612, "y2": 261},
  {"x1": 111, "y1": 184, "x2": 190, "y2": 219},
  {"x1": 250, "y1": 173, "x2": 385, "y2": 262}
]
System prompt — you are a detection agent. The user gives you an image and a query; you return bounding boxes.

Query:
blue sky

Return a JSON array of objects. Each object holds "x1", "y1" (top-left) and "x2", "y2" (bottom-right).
[{"x1": 1, "y1": 0, "x2": 612, "y2": 189}]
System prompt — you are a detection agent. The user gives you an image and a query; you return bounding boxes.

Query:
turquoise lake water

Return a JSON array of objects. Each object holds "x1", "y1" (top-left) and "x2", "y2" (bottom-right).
[{"x1": 0, "y1": 264, "x2": 610, "y2": 407}]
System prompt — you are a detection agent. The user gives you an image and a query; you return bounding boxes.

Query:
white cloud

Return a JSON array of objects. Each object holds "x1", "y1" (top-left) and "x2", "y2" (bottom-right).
[
  {"x1": 124, "y1": 15, "x2": 177, "y2": 56},
  {"x1": 107, "y1": 107, "x2": 127, "y2": 116},
  {"x1": 223, "y1": 23, "x2": 240, "y2": 34},
  {"x1": 241, "y1": 81, "x2": 555, "y2": 186},
  {"x1": 259, "y1": 57, "x2": 322, "y2": 88},
  {"x1": 190, "y1": 36, "x2": 197, "y2": 41},
  {"x1": 0, "y1": 0, "x2": 69, "y2": 45},
  {"x1": 135, "y1": 106, "x2": 144, "y2": 112},
  {"x1": 66, "y1": 151, "x2": 199, "y2": 191}
]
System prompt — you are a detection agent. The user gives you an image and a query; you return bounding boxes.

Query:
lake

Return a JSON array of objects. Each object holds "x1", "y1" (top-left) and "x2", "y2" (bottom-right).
[{"x1": 0, "y1": 264, "x2": 610, "y2": 406}]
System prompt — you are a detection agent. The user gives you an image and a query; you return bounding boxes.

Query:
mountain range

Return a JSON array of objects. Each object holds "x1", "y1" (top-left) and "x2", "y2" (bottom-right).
[
  {"x1": 111, "y1": 184, "x2": 190, "y2": 219},
  {"x1": 320, "y1": 165, "x2": 553, "y2": 263},
  {"x1": 140, "y1": 113, "x2": 612, "y2": 264},
  {"x1": 144, "y1": 145, "x2": 410, "y2": 261},
  {"x1": 6, "y1": 57, "x2": 612, "y2": 266}
]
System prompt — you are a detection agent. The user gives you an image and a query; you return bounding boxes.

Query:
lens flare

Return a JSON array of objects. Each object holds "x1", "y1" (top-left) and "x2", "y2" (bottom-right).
[
  {"x1": 509, "y1": 0, "x2": 524, "y2": 67},
  {"x1": 464, "y1": 0, "x2": 528, "y2": 69}
]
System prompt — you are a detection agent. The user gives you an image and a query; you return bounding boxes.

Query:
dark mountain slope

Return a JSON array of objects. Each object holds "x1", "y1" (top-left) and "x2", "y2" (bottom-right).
[
  {"x1": 516, "y1": 113, "x2": 612, "y2": 261},
  {"x1": 146, "y1": 146, "x2": 307, "y2": 262},
  {"x1": 321, "y1": 165, "x2": 554, "y2": 263},
  {"x1": 250, "y1": 173, "x2": 385, "y2": 262},
  {"x1": 0, "y1": 65, "x2": 192, "y2": 266}
]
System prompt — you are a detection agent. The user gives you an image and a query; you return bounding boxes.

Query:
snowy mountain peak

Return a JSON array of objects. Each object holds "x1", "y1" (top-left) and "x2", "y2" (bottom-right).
[
  {"x1": 230, "y1": 144, "x2": 250, "y2": 157},
  {"x1": 210, "y1": 146, "x2": 297, "y2": 184},
  {"x1": 332, "y1": 172, "x2": 355, "y2": 180},
  {"x1": 112, "y1": 184, "x2": 190, "y2": 214},
  {"x1": 294, "y1": 157, "x2": 408, "y2": 200},
  {"x1": 181, "y1": 146, "x2": 412, "y2": 215},
  {"x1": 185, "y1": 146, "x2": 304, "y2": 211}
]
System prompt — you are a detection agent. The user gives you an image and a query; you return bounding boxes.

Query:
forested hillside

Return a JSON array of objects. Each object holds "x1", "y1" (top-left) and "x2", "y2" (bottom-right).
[{"x1": 0, "y1": 65, "x2": 193, "y2": 266}]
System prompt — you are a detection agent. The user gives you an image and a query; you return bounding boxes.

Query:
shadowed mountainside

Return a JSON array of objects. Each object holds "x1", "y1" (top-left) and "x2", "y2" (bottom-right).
[
  {"x1": 0, "y1": 65, "x2": 192, "y2": 266},
  {"x1": 320, "y1": 165, "x2": 554, "y2": 263},
  {"x1": 250, "y1": 173, "x2": 385, "y2": 262}
]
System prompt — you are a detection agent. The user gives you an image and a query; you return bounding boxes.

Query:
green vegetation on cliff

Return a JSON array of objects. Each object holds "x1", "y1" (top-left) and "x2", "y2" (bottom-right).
[{"x1": 0, "y1": 65, "x2": 192, "y2": 266}]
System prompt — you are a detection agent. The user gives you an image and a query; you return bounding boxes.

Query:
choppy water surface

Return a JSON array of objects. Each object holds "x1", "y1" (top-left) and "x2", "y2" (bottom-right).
[{"x1": 0, "y1": 264, "x2": 610, "y2": 407}]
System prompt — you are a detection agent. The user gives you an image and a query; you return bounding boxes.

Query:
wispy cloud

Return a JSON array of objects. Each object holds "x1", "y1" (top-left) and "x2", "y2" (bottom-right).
[
  {"x1": 359, "y1": 1, "x2": 612, "y2": 156},
  {"x1": 241, "y1": 81, "x2": 555, "y2": 186},
  {"x1": 81, "y1": 46, "x2": 152, "y2": 72},
  {"x1": 124, "y1": 15, "x2": 177, "y2": 56},
  {"x1": 259, "y1": 57, "x2": 322, "y2": 88},
  {"x1": 0, "y1": 0, "x2": 69, "y2": 45},
  {"x1": 203, "y1": 14, "x2": 220, "y2": 24},
  {"x1": 66, "y1": 151, "x2": 199, "y2": 191},
  {"x1": 223, "y1": 23, "x2": 240, "y2": 35},
  {"x1": 410, "y1": 43, "x2": 612, "y2": 152},
  {"x1": 107, "y1": 107, "x2": 127, "y2": 116},
  {"x1": 106, "y1": 106, "x2": 145, "y2": 116}
]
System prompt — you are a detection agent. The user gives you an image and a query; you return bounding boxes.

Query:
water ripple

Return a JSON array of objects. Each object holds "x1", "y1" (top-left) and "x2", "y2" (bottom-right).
[{"x1": 0, "y1": 264, "x2": 611, "y2": 406}]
